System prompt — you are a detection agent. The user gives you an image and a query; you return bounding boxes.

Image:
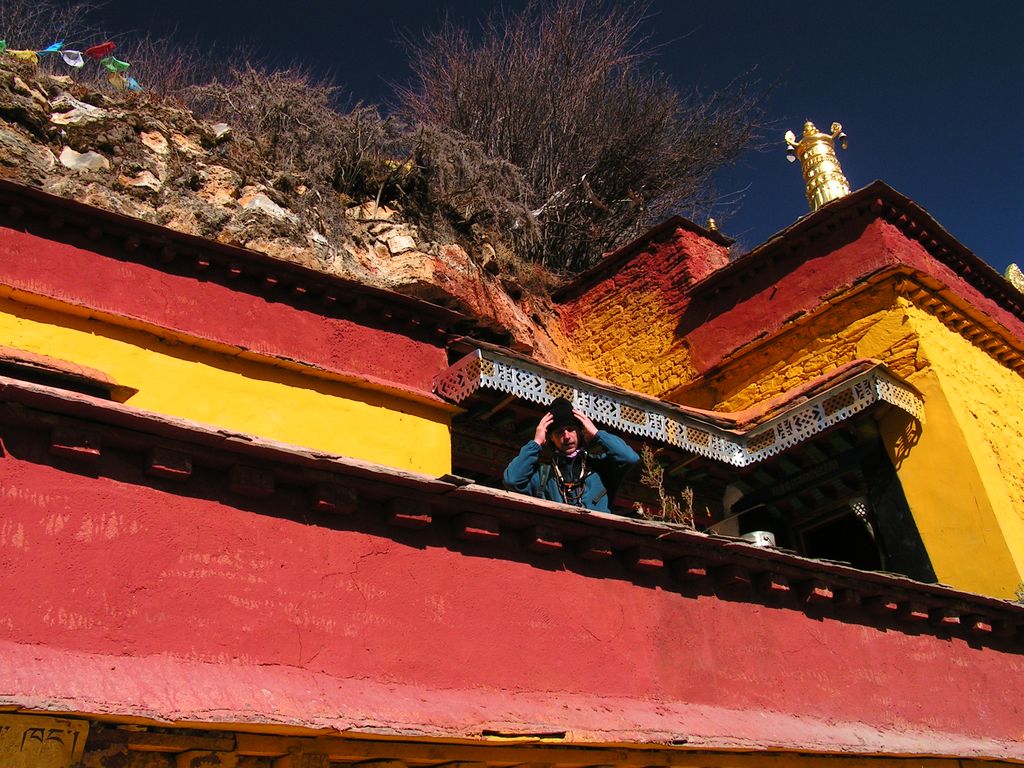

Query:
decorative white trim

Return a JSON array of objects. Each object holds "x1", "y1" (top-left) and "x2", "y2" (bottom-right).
[{"x1": 434, "y1": 349, "x2": 924, "y2": 467}]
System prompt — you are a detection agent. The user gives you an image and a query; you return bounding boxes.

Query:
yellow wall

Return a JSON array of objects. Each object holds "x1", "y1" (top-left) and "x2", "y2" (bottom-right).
[
  {"x1": 642, "y1": 281, "x2": 1024, "y2": 598},
  {"x1": 878, "y1": 372, "x2": 1021, "y2": 597},
  {"x1": 0, "y1": 296, "x2": 452, "y2": 476},
  {"x1": 682, "y1": 284, "x2": 923, "y2": 412},
  {"x1": 557, "y1": 283, "x2": 697, "y2": 398},
  {"x1": 900, "y1": 303, "x2": 1024, "y2": 595}
]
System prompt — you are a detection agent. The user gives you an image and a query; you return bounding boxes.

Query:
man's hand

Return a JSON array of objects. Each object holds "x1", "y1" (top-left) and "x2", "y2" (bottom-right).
[
  {"x1": 533, "y1": 411, "x2": 554, "y2": 445},
  {"x1": 573, "y1": 408, "x2": 599, "y2": 442}
]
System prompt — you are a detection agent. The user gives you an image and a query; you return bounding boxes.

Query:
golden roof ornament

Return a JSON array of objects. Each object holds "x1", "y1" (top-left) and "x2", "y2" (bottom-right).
[
  {"x1": 1006, "y1": 263, "x2": 1024, "y2": 293},
  {"x1": 706, "y1": 217, "x2": 718, "y2": 232},
  {"x1": 785, "y1": 121, "x2": 851, "y2": 211}
]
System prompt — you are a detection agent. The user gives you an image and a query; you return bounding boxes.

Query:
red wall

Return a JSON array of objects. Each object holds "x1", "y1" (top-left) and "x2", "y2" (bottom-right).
[{"x1": 1, "y1": 429, "x2": 1022, "y2": 757}]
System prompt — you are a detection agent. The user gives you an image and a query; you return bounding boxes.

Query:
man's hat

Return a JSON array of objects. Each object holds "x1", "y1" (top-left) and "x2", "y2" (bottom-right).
[{"x1": 547, "y1": 397, "x2": 581, "y2": 431}]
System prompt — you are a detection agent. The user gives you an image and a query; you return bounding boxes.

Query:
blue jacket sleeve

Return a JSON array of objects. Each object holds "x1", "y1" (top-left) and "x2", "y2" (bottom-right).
[
  {"x1": 589, "y1": 430, "x2": 640, "y2": 495},
  {"x1": 503, "y1": 440, "x2": 544, "y2": 496}
]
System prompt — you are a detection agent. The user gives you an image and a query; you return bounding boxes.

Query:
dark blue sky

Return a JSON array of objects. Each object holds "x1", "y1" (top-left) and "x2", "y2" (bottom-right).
[{"x1": 88, "y1": 1, "x2": 1023, "y2": 274}]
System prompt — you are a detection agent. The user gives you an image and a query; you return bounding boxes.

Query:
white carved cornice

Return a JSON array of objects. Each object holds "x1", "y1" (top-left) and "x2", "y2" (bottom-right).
[{"x1": 435, "y1": 348, "x2": 923, "y2": 467}]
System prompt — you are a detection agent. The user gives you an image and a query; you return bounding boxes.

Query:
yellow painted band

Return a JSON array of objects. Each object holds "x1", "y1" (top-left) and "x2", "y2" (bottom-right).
[{"x1": 0, "y1": 297, "x2": 451, "y2": 476}]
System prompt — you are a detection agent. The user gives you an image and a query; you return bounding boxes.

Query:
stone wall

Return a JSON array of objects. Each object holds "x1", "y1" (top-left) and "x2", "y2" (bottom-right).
[{"x1": 0, "y1": 59, "x2": 553, "y2": 356}]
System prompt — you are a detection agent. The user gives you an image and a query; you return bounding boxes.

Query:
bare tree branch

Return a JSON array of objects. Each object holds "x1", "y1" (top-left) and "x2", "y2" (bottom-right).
[{"x1": 397, "y1": 0, "x2": 766, "y2": 272}]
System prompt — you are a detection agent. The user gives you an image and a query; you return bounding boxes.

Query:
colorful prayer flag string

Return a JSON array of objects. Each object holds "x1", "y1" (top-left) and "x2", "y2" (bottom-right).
[{"x1": 0, "y1": 35, "x2": 142, "y2": 91}]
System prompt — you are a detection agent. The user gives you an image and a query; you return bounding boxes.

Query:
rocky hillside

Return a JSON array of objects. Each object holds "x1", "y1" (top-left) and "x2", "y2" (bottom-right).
[{"x1": 0, "y1": 58, "x2": 564, "y2": 359}]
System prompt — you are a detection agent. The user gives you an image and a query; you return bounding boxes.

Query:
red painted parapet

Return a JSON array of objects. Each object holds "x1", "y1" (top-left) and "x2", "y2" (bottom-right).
[
  {"x1": 0, "y1": 180, "x2": 461, "y2": 399},
  {"x1": 1, "y1": 377, "x2": 1022, "y2": 759},
  {"x1": 555, "y1": 216, "x2": 733, "y2": 304}
]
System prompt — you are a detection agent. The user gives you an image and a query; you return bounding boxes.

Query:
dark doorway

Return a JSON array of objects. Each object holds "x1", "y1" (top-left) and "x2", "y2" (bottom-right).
[{"x1": 799, "y1": 509, "x2": 883, "y2": 571}]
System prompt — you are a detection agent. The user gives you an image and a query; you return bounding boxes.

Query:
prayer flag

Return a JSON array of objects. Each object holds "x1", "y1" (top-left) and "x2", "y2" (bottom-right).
[
  {"x1": 84, "y1": 41, "x2": 116, "y2": 60},
  {"x1": 61, "y1": 50, "x2": 85, "y2": 68},
  {"x1": 38, "y1": 41, "x2": 64, "y2": 54},
  {"x1": 8, "y1": 49, "x2": 40, "y2": 64},
  {"x1": 0, "y1": 42, "x2": 7, "y2": 55},
  {"x1": 100, "y1": 56, "x2": 130, "y2": 73}
]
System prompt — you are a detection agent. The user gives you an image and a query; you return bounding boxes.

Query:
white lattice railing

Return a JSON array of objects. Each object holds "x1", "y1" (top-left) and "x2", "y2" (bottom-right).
[{"x1": 434, "y1": 349, "x2": 924, "y2": 468}]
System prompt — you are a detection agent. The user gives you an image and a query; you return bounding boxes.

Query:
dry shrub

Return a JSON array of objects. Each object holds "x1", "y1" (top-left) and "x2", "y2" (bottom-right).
[
  {"x1": 184, "y1": 65, "x2": 548, "y2": 260},
  {"x1": 398, "y1": 0, "x2": 765, "y2": 272},
  {"x1": 0, "y1": 0, "x2": 96, "y2": 51},
  {"x1": 402, "y1": 123, "x2": 536, "y2": 241},
  {"x1": 186, "y1": 64, "x2": 404, "y2": 203},
  {"x1": 110, "y1": 35, "x2": 219, "y2": 99},
  {"x1": 635, "y1": 445, "x2": 695, "y2": 527}
]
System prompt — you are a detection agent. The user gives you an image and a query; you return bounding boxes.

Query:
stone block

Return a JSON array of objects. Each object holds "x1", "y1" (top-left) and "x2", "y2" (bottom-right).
[
  {"x1": 140, "y1": 130, "x2": 169, "y2": 155},
  {"x1": 50, "y1": 95, "x2": 110, "y2": 126},
  {"x1": 59, "y1": 146, "x2": 109, "y2": 172},
  {"x1": 171, "y1": 131, "x2": 205, "y2": 157},
  {"x1": 387, "y1": 234, "x2": 417, "y2": 255},
  {"x1": 119, "y1": 170, "x2": 162, "y2": 192},
  {"x1": 346, "y1": 202, "x2": 397, "y2": 221},
  {"x1": 239, "y1": 191, "x2": 298, "y2": 223}
]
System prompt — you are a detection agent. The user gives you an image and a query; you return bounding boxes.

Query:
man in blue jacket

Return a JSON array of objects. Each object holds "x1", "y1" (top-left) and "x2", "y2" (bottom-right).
[{"x1": 503, "y1": 397, "x2": 640, "y2": 512}]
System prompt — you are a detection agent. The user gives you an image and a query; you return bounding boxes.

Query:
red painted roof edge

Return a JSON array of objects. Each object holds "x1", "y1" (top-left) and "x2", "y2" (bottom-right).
[
  {"x1": 3, "y1": 639, "x2": 1022, "y2": 759},
  {"x1": 0, "y1": 179, "x2": 472, "y2": 331},
  {"x1": 691, "y1": 181, "x2": 1024, "y2": 321},
  {"x1": 552, "y1": 215, "x2": 733, "y2": 303}
]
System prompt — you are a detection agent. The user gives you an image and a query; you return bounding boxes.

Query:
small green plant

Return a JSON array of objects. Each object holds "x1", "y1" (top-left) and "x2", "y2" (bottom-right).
[{"x1": 634, "y1": 444, "x2": 694, "y2": 527}]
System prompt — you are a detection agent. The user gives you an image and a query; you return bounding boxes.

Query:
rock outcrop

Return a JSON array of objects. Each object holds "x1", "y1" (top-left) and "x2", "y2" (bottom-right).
[{"x1": 0, "y1": 59, "x2": 562, "y2": 359}]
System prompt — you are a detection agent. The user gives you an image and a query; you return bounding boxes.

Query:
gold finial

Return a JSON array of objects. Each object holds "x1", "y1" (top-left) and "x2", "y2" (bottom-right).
[
  {"x1": 1006, "y1": 263, "x2": 1024, "y2": 293},
  {"x1": 706, "y1": 217, "x2": 718, "y2": 232},
  {"x1": 785, "y1": 120, "x2": 851, "y2": 211}
]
